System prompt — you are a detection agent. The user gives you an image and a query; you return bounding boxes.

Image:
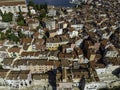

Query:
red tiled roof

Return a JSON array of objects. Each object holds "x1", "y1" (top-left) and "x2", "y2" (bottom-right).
[
  {"x1": 0, "y1": 1, "x2": 26, "y2": 6},
  {"x1": 8, "y1": 46, "x2": 21, "y2": 53}
]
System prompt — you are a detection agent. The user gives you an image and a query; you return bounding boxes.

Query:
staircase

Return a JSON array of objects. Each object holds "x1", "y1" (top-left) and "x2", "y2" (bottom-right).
[{"x1": 5, "y1": 70, "x2": 11, "y2": 79}]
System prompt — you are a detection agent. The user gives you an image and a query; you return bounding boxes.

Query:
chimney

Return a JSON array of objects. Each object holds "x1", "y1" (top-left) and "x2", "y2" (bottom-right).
[{"x1": 62, "y1": 67, "x2": 67, "y2": 82}]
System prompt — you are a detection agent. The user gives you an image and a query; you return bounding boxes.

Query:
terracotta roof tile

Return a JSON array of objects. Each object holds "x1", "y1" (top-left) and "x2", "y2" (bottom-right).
[
  {"x1": 8, "y1": 46, "x2": 21, "y2": 53},
  {"x1": 0, "y1": 1, "x2": 26, "y2": 6}
]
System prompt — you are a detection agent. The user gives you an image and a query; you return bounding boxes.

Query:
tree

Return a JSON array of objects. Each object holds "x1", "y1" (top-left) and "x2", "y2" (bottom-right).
[
  {"x1": 37, "y1": 25, "x2": 42, "y2": 30},
  {"x1": 38, "y1": 9, "x2": 46, "y2": 20},
  {"x1": 28, "y1": 0, "x2": 35, "y2": 7},
  {"x1": 17, "y1": 10, "x2": 26, "y2": 26},
  {"x1": 44, "y1": 3, "x2": 48, "y2": 13},
  {"x1": 16, "y1": 6, "x2": 26, "y2": 26},
  {"x1": 27, "y1": 7, "x2": 32, "y2": 17},
  {"x1": 18, "y1": 30, "x2": 25, "y2": 38},
  {"x1": 17, "y1": 20, "x2": 26, "y2": 26},
  {"x1": 6, "y1": 29, "x2": 12, "y2": 33},
  {"x1": 0, "y1": 65, "x2": 3, "y2": 69},
  {"x1": 7, "y1": 33, "x2": 19, "y2": 43},
  {"x1": 0, "y1": 10, "x2": 3, "y2": 16},
  {"x1": 63, "y1": 9, "x2": 68, "y2": 15},
  {"x1": 0, "y1": 32, "x2": 5, "y2": 40},
  {"x1": 39, "y1": 3, "x2": 48, "y2": 13},
  {"x1": 2, "y1": 12, "x2": 13, "y2": 22}
]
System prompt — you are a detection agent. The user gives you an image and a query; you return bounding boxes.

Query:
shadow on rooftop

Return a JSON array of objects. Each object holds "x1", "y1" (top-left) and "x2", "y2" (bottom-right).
[
  {"x1": 48, "y1": 70, "x2": 57, "y2": 90},
  {"x1": 78, "y1": 75, "x2": 86, "y2": 90},
  {"x1": 112, "y1": 67, "x2": 120, "y2": 78}
]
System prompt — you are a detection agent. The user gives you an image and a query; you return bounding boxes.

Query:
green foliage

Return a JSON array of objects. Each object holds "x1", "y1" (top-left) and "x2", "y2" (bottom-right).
[
  {"x1": 6, "y1": 29, "x2": 12, "y2": 34},
  {"x1": 16, "y1": 6, "x2": 26, "y2": 26},
  {"x1": 0, "y1": 10, "x2": 3, "y2": 16},
  {"x1": 7, "y1": 33, "x2": 19, "y2": 43},
  {"x1": 17, "y1": 11, "x2": 26, "y2": 26},
  {"x1": 38, "y1": 3, "x2": 48, "y2": 12},
  {"x1": 0, "y1": 29, "x2": 21, "y2": 43},
  {"x1": 1, "y1": 12, "x2": 13, "y2": 22},
  {"x1": 28, "y1": 0, "x2": 48, "y2": 11},
  {"x1": 37, "y1": 25, "x2": 42, "y2": 30},
  {"x1": 32, "y1": 3, "x2": 48, "y2": 12},
  {"x1": 17, "y1": 20, "x2": 26, "y2": 26},
  {"x1": 28, "y1": 0, "x2": 35, "y2": 7},
  {"x1": 46, "y1": 15, "x2": 54, "y2": 19},
  {"x1": 63, "y1": 9, "x2": 68, "y2": 15},
  {"x1": 18, "y1": 30, "x2": 25, "y2": 38},
  {"x1": 0, "y1": 65, "x2": 3, "y2": 69},
  {"x1": 44, "y1": 3, "x2": 48, "y2": 13},
  {"x1": 28, "y1": 0, "x2": 48, "y2": 20},
  {"x1": 27, "y1": 7, "x2": 31, "y2": 17},
  {"x1": 38, "y1": 9, "x2": 47, "y2": 20},
  {"x1": 42, "y1": 35, "x2": 47, "y2": 40},
  {"x1": 5, "y1": 29, "x2": 19, "y2": 43},
  {"x1": 0, "y1": 32, "x2": 5, "y2": 40},
  {"x1": 56, "y1": 11, "x2": 60, "y2": 16}
]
